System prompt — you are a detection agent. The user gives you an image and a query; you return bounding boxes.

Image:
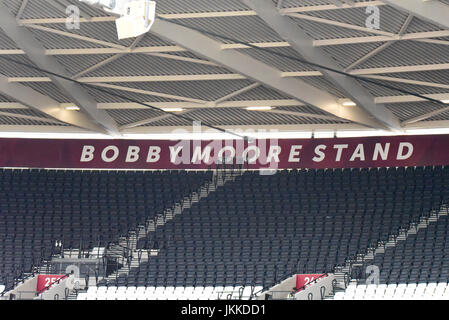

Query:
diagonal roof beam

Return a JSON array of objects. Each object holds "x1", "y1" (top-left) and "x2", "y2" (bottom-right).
[
  {"x1": 403, "y1": 106, "x2": 449, "y2": 125},
  {"x1": 381, "y1": 0, "x2": 449, "y2": 29},
  {"x1": 120, "y1": 109, "x2": 196, "y2": 130},
  {"x1": 258, "y1": 109, "x2": 345, "y2": 121},
  {"x1": 0, "y1": 2, "x2": 120, "y2": 135},
  {"x1": 73, "y1": 35, "x2": 144, "y2": 79},
  {"x1": 345, "y1": 14, "x2": 414, "y2": 71},
  {"x1": 147, "y1": 19, "x2": 390, "y2": 129},
  {"x1": 212, "y1": 83, "x2": 260, "y2": 105},
  {"x1": 0, "y1": 75, "x2": 109, "y2": 133},
  {"x1": 90, "y1": 83, "x2": 208, "y2": 104},
  {"x1": 24, "y1": 24, "x2": 127, "y2": 50},
  {"x1": 243, "y1": 0, "x2": 402, "y2": 131},
  {"x1": 284, "y1": 12, "x2": 396, "y2": 37},
  {"x1": 364, "y1": 75, "x2": 449, "y2": 90}
]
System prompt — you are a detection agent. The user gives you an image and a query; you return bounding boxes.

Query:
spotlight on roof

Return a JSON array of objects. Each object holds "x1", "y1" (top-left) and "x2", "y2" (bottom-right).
[
  {"x1": 161, "y1": 108, "x2": 184, "y2": 112},
  {"x1": 442, "y1": 100, "x2": 449, "y2": 104},
  {"x1": 79, "y1": 0, "x2": 156, "y2": 40},
  {"x1": 342, "y1": 100, "x2": 357, "y2": 107},
  {"x1": 64, "y1": 105, "x2": 80, "y2": 111},
  {"x1": 245, "y1": 106, "x2": 273, "y2": 111}
]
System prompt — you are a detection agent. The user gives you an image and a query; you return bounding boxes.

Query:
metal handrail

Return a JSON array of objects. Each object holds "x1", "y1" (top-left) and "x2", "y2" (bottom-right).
[
  {"x1": 295, "y1": 273, "x2": 328, "y2": 293},
  {"x1": 36, "y1": 273, "x2": 71, "y2": 296}
]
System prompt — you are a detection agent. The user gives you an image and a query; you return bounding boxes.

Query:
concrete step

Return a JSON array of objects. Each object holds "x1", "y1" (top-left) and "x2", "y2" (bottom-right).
[{"x1": 66, "y1": 290, "x2": 79, "y2": 300}]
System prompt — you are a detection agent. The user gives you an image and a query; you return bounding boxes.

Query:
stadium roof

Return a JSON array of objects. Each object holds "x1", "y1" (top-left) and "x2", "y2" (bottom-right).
[{"x1": 0, "y1": 0, "x2": 448, "y2": 137}]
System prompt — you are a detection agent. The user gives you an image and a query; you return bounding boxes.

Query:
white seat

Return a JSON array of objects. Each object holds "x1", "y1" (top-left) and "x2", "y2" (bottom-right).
[
  {"x1": 164, "y1": 289, "x2": 178, "y2": 300},
  {"x1": 344, "y1": 291, "x2": 356, "y2": 299},
  {"x1": 239, "y1": 286, "x2": 251, "y2": 299},
  {"x1": 172, "y1": 287, "x2": 185, "y2": 294},
  {"x1": 384, "y1": 286, "x2": 396, "y2": 297},
  {"x1": 355, "y1": 285, "x2": 366, "y2": 295},
  {"x1": 345, "y1": 294, "x2": 356, "y2": 300},
  {"x1": 183, "y1": 287, "x2": 195, "y2": 295},
  {"x1": 395, "y1": 285, "x2": 406, "y2": 294},
  {"x1": 224, "y1": 286, "x2": 234, "y2": 292},
  {"x1": 385, "y1": 284, "x2": 395, "y2": 290},
  {"x1": 365, "y1": 285, "x2": 377, "y2": 294},
  {"x1": 106, "y1": 292, "x2": 117, "y2": 300},
  {"x1": 136, "y1": 292, "x2": 148, "y2": 300},
  {"x1": 116, "y1": 293, "x2": 128, "y2": 300},
  {"x1": 86, "y1": 292, "x2": 98, "y2": 300},
  {"x1": 414, "y1": 289, "x2": 426, "y2": 299},
  {"x1": 145, "y1": 287, "x2": 156, "y2": 294},
  {"x1": 165, "y1": 286, "x2": 175, "y2": 293},
  {"x1": 375, "y1": 286, "x2": 386, "y2": 297},
  {"x1": 150, "y1": 292, "x2": 162, "y2": 300},
  {"x1": 125, "y1": 289, "x2": 136, "y2": 296},
  {"x1": 77, "y1": 292, "x2": 88, "y2": 300},
  {"x1": 96, "y1": 293, "x2": 108, "y2": 300},
  {"x1": 174, "y1": 287, "x2": 185, "y2": 296},
  {"x1": 435, "y1": 285, "x2": 446, "y2": 294},
  {"x1": 212, "y1": 286, "x2": 224, "y2": 295},
  {"x1": 200, "y1": 292, "x2": 213, "y2": 300},
  {"x1": 404, "y1": 285, "x2": 415, "y2": 293},
  {"x1": 86, "y1": 287, "x2": 97, "y2": 293},
  {"x1": 135, "y1": 287, "x2": 146, "y2": 293},
  {"x1": 415, "y1": 285, "x2": 426, "y2": 292},
  {"x1": 125, "y1": 292, "x2": 137, "y2": 300},
  {"x1": 345, "y1": 288, "x2": 357, "y2": 294},
  {"x1": 353, "y1": 293, "x2": 365, "y2": 300},
  {"x1": 189, "y1": 288, "x2": 203, "y2": 300},
  {"x1": 333, "y1": 292, "x2": 345, "y2": 300},
  {"x1": 154, "y1": 290, "x2": 165, "y2": 298},
  {"x1": 393, "y1": 291, "x2": 405, "y2": 299}
]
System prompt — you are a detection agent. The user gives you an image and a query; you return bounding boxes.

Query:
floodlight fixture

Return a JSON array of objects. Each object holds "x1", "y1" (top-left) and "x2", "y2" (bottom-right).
[{"x1": 79, "y1": 0, "x2": 156, "y2": 39}]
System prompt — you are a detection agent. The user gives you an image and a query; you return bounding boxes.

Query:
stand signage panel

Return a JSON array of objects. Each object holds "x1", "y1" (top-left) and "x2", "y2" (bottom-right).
[{"x1": 0, "y1": 134, "x2": 447, "y2": 169}]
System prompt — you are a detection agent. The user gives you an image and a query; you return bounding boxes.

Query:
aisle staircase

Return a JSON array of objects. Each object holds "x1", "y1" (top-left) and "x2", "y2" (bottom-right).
[
  {"x1": 328, "y1": 203, "x2": 449, "y2": 298},
  {"x1": 100, "y1": 170, "x2": 244, "y2": 285}
]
